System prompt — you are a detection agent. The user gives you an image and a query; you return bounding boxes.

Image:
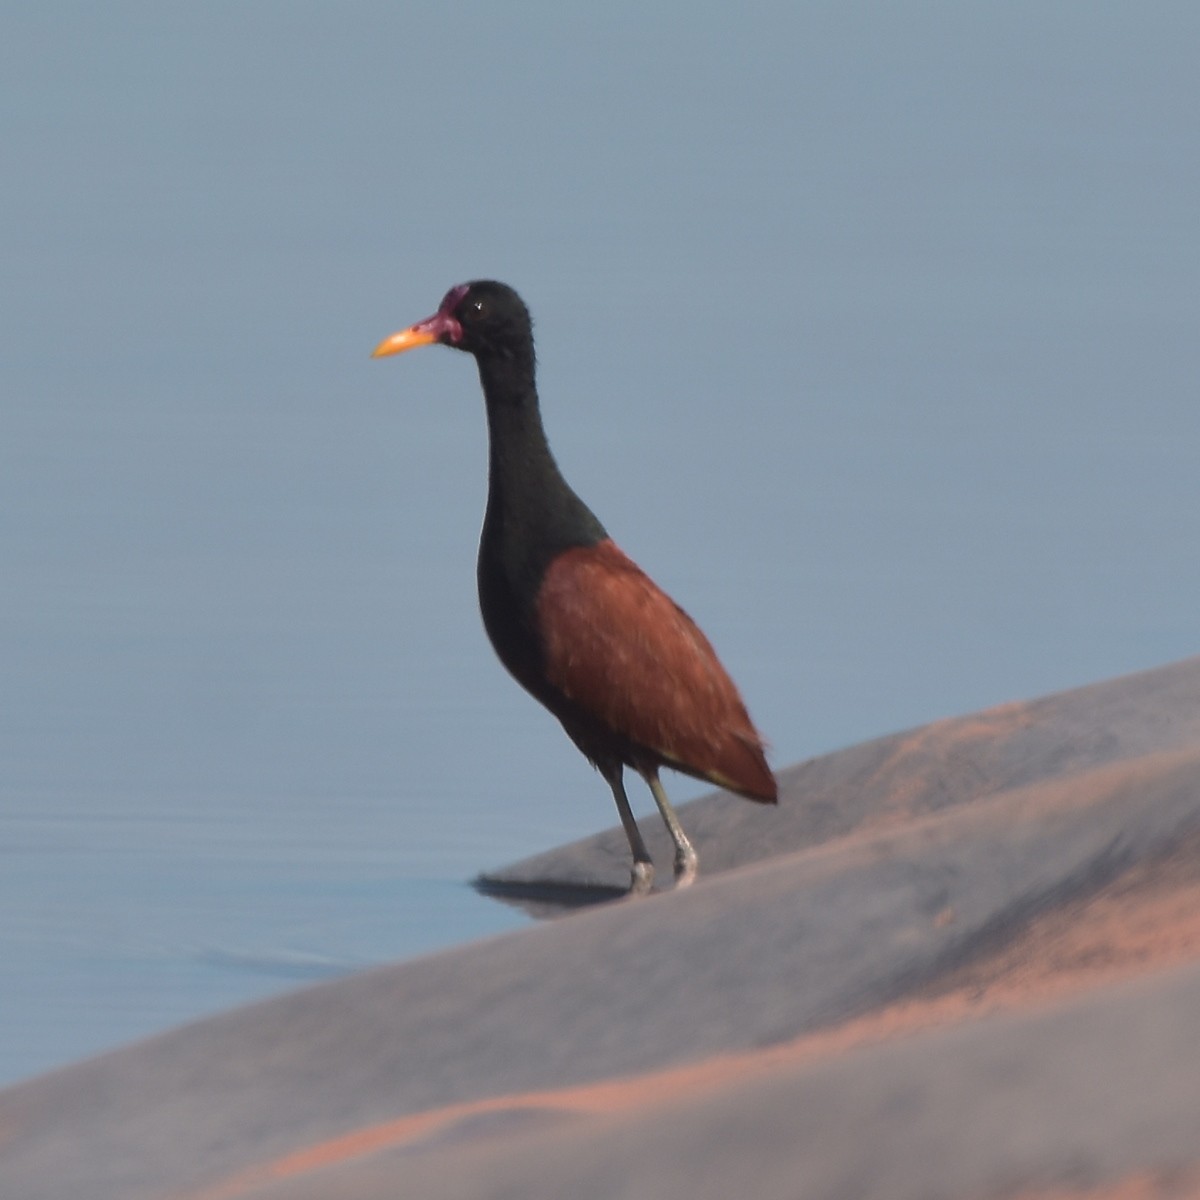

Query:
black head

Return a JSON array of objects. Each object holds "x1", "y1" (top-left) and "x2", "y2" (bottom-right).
[{"x1": 372, "y1": 280, "x2": 533, "y2": 363}]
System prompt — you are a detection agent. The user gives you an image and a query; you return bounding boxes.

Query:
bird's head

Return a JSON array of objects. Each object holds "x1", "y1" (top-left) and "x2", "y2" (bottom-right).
[{"x1": 372, "y1": 281, "x2": 532, "y2": 362}]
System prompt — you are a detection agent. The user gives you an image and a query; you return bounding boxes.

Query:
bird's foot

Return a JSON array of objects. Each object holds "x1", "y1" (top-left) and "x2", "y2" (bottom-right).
[
  {"x1": 673, "y1": 846, "x2": 698, "y2": 889},
  {"x1": 628, "y1": 859, "x2": 655, "y2": 896}
]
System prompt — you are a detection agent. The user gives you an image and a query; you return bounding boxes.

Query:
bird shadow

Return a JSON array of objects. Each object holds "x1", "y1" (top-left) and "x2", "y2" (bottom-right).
[{"x1": 472, "y1": 873, "x2": 632, "y2": 918}]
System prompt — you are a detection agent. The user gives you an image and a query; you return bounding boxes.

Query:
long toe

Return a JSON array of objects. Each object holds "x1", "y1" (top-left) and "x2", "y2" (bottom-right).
[
  {"x1": 629, "y1": 860, "x2": 655, "y2": 896},
  {"x1": 674, "y1": 846, "x2": 698, "y2": 889}
]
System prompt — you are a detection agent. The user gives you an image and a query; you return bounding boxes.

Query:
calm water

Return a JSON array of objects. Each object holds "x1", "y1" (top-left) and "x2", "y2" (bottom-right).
[{"x1": 2, "y1": 3, "x2": 1198, "y2": 1085}]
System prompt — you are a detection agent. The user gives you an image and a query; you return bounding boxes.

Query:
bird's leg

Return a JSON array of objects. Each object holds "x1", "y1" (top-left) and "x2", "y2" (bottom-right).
[
  {"x1": 643, "y1": 770, "x2": 698, "y2": 888},
  {"x1": 602, "y1": 764, "x2": 654, "y2": 895}
]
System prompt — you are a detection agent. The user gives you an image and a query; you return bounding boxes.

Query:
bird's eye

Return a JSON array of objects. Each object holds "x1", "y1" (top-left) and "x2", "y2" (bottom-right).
[{"x1": 471, "y1": 299, "x2": 486, "y2": 318}]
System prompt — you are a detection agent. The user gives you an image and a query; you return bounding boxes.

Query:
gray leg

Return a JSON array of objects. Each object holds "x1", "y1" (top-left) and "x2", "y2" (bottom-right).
[
  {"x1": 643, "y1": 770, "x2": 698, "y2": 887},
  {"x1": 603, "y1": 764, "x2": 654, "y2": 895}
]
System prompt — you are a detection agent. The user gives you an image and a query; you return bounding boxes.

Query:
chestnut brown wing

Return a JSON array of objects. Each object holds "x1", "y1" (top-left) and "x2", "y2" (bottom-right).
[{"x1": 535, "y1": 540, "x2": 776, "y2": 801}]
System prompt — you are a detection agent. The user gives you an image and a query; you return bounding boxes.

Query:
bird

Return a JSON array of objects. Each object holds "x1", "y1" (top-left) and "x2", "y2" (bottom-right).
[{"x1": 372, "y1": 281, "x2": 776, "y2": 893}]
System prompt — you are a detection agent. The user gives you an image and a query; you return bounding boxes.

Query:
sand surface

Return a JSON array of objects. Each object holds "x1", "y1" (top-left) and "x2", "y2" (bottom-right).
[{"x1": 5, "y1": 657, "x2": 1200, "y2": 1199}]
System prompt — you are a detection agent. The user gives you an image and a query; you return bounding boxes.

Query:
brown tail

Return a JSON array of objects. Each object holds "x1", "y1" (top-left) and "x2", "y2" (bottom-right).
[{"x1": 723, "y1": 730, "x2": 778, "y2": 803}]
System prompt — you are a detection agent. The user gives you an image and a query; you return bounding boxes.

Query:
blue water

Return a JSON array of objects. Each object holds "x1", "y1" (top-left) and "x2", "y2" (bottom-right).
[
  {"x1": 2, "y1": 787, "x2": 525, "y2": 1082},
  {"x1": 2, "y1": 3, "x2": 1198, "y2": 1086}
]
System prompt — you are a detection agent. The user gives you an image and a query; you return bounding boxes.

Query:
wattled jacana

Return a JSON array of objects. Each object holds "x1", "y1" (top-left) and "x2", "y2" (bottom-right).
[{"x1": 373, "y1": 281, "x2": 776, "y2": 893}]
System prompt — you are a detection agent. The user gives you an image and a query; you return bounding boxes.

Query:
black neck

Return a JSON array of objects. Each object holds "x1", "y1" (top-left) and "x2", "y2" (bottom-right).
[{"x1": 476, "y1": 354, "x2": 606, "y2": 565}]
